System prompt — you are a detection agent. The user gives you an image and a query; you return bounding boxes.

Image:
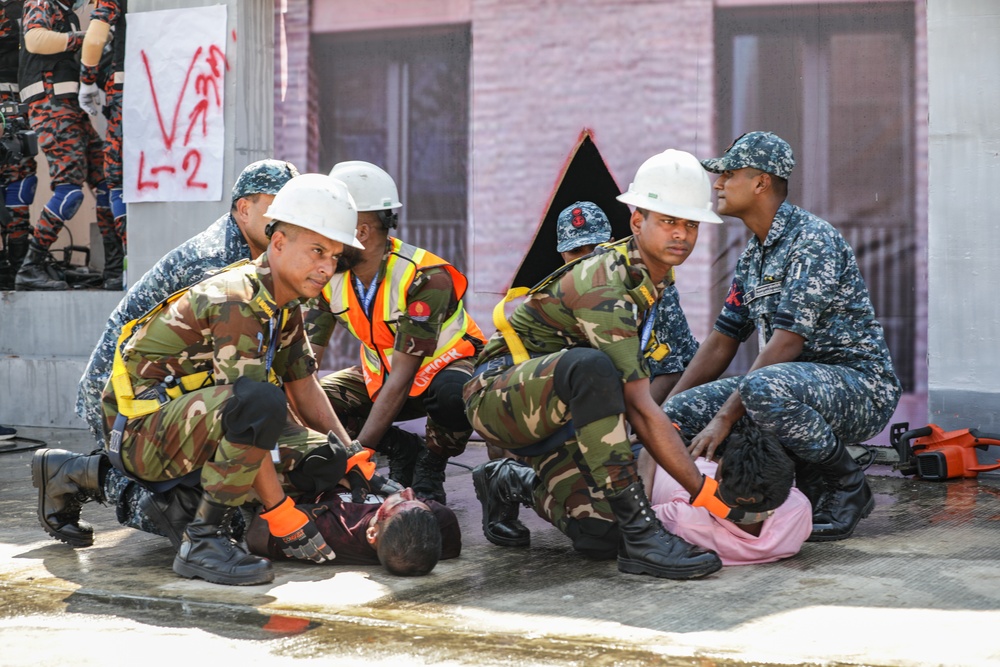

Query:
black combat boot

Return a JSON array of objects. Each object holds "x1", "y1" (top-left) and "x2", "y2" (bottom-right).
[
  {"x1": 139, "y1": 484, "x2": 202, "y2": 551},
  {"x1": 31, "y1": 449, "x2": 107, "y2": 547},
  {"x1": 0, "y1": 249, "x2": 12, "y2": 290},
  {"x1": 472, "y1": 459, "x2": 537, "y2": 547},
  {"x1": 808, "y1": 441, "x2": 874, "y2": 542},
  {"x1": 792, "y1": 455, "x2": 826, "y2": 509},
  {"x1": 6, "y1": 235, "x2": 28, "y2": 278},
  {"x1": 607, "y1": 479, "x2": 722, "y2": 580},
  {"x1": 101, "y1": 234, "x2": 124, "y2": 291},
  {"x1": 14, "y1": 239, "x2": 68, "y2": 290},
  {"x1": 411, "y1": 448, "x2": 449, "y2": 504},
  {"x1": 376, "y1": 426, "x2": 425, "y2": 488},
  {"x1": 172, "y1": 494, "x2": 273, "y2": 585}
]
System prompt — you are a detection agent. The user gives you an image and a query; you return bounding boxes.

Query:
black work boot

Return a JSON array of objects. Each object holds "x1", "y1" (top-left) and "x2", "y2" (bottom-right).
[
  {"x1": 15, "y1": 239, "x2": 68, "y2": 290},
  {"x1": 793, "y1": 456, "x2": 826, "y2": 509},
  {"x1": 101, "y1": 234, "x2": 124, "y2": 291},
  {"x1": 411, "y1": 448, "x2": 449, "y2": 504},
  {"x1": 172, "y1": 495, "x2": 273, "y2": 585},
  {"x1": 808, "y1": 442, "x2": 875, "y2": 542},
  {"x1": 31, "y1": 449, "x2": 107, "y2": 547},
  {"x1": 376, "y1": 426, "x2": 425, "y2": 488},
  {"x1": 607, "y1": 480, "x2": 722, "y2": 580},
  {"x1": 472, "y1": 459, "x2": 537, "y2": 547},
  {"x1": 139, "y1": 484, "x2": 202, "y2": 551},
  {"x1": 1, "y1": 236, "x2": 30, "y2": 289}
]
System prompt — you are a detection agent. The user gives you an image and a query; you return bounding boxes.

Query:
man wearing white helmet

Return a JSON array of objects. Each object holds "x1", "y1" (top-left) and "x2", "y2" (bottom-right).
[
  {"x1": 464, "y1": 149, "x2": 749, "y2": 580},
  {"x1": 98, "y1": 174, "x2": 363, "y2": 586},
  {"x1": 303, "y1": 161, "x2": 486, "y2": 504}
]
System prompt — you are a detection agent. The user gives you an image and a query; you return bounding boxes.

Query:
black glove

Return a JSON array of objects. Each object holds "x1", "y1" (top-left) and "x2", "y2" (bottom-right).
[{"x1": 347, "y1": 469, "x2": 404, "y2": 503}]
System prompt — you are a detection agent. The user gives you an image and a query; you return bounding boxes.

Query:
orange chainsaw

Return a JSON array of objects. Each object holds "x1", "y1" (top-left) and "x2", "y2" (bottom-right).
[{"x1": 891, "y1": 422, "x2": 1000, "y2": 481}]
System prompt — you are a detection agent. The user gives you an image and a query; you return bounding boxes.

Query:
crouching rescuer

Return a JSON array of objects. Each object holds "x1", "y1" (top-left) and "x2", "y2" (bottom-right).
[
  {"x1": 465, "y1": 149, "x2": 742, "y2": 580},
  {"x1": 99, "y1": 174, "x2": 368, "y2": 585}
]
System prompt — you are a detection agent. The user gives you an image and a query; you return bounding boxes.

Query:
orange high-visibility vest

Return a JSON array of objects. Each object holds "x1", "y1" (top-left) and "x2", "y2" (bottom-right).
[{"x1": 322, "y1": 238, "x2": 484, "y2": 399}]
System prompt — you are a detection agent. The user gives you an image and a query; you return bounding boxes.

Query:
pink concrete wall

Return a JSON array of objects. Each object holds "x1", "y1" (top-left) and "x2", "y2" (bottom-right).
[
  {"x1": 285, "y1": 0, "x2": 929, "y2": 433},
  {"x1": 466, "y1": 0, "x2": 719, "y2": 339}
]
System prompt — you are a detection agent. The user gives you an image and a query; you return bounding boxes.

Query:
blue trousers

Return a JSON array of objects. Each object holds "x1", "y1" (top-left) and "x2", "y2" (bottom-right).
[{"x1": 663, "y1": 362, "x2": 898, "y2": 463}]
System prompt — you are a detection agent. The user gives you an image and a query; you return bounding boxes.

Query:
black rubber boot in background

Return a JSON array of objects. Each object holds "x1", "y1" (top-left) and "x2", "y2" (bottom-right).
[{"x1": 31, "y1": 449, "x2": 106, "y2": 547}]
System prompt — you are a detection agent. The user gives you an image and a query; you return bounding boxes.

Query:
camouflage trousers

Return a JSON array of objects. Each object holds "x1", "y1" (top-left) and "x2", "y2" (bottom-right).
[
  {"x1": 464, "y1": 350, "x2": 636, "y2": 500},
  {"x1": 530, "y1": 439, "x2": 615, "y2": 542},
  {"x1": 104, "y1": 92, "x2": 125, "y2": 242},
  {"x1": 320, "y1": 359, "x2": 474, "y2": 458},
  {"x1": 27, "y1": 94, "x2": 107, "y2": 247},
  {"x1": 103, "y1": 92, "x2": 122, "y2": 189},
  {"x1": 0, "y1": 89, "x2": 37, "y2": 243},
  {"x1": 113, "y1": 385, "x2": 327, "y2": 506},
  {"x1": 663, "y1": 362, "x2": 900, "y2": 463}
]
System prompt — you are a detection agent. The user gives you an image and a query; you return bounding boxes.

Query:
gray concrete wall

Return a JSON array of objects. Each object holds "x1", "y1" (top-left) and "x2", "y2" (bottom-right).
[
  {"x1": 127, "y1": 0, "x2": 273, "y2": 281},
  {"x1": 0, "y1": 1, "x2": 272, "y2": 429},
  {"x1": 927, "y1": 0, "x2": 1000, "y2": 432},
  {"x1": 0, "y1": 291, "x2": 121, "y2": 428}
]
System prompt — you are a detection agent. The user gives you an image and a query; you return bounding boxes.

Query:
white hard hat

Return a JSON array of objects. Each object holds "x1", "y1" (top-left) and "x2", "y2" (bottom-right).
[
  {"x1": 617, "y1": 149, "x2": 723, "y2": 224},
  {"x1": 329, "y1": 160, "x2": 402, "y2": 212},
  {"x1": 264, "y1": 173, "x2": 364, "y2": 249}
]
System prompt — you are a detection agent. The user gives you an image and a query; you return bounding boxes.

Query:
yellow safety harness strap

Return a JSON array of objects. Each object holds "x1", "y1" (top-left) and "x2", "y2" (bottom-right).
[
  {"x1": 492, "y1": 239, "x2": 654, "y2": 366},
  {"x1": 492, "y1": 286, "x2": 531, "y2": 364},
  {"x1": 111, "y1": 260, "x2": 252, "y2": 419}
]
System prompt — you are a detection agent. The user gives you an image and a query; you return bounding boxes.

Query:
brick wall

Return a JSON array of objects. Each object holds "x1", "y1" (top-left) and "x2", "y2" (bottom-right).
[
  {"x1": 273, "y1": 0, "x2": 313, "y2": 171},
  {"x1": 466, "y1": 0, "x2": 718, "y2": 339}
]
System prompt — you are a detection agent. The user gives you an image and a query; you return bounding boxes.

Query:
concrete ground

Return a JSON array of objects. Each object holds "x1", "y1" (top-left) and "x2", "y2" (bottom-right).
[{"x1": 2, "y1": 426, "x2": 1000, "y2": 667}]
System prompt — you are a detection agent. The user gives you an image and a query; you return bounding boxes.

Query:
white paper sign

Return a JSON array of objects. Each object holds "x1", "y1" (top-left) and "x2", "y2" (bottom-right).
[{"x1": 123, "y1": 5, "x2": 228, "y2": 202}]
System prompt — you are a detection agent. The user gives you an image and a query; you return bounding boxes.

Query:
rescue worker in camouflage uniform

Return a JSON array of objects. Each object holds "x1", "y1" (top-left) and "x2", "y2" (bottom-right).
[
  {"x1": 305, "y1": 161, "x2": 485, "y2": 504},
  {"x1": 32, "y1": 159, "x2": 298, "y2": 549},
  {"x1": 98, "y1": 173, "x2": 361, "y2": 586},
  {"x1": 475, "y1": 200, "x2": 702, "y2": 548},
  {"x1": 664, "y1": 131, "x2": 902, "y2": 542},
  {"x1": 15, "y1": 0, "x2": 108, "y2": 290},
  {"x1": 78, "y1": 0, "x2": 125, "y2": 289},
  {"x1": 0, "y1": 0, "x2": 39, "y2": 290},
  {"x1": 464, "y1": 149, "x2": 735, "y2": 580}
]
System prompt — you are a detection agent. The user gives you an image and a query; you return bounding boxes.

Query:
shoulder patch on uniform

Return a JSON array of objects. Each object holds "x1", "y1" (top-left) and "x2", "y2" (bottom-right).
[{"x1": 408, "y1": 300, "x2": 431, "y2": 322}]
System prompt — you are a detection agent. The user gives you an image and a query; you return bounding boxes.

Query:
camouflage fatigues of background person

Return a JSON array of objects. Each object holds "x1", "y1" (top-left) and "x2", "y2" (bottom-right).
[
  {"x1": 87, "y1": 0, "x2": 124, "y2": 240},
  {"x1": 464, "y1": 238, "x2": 665, "y2": 542},
  {"x1": 0, "y1": 5, "x2": 37, "y2": 283},
  {"x1": 514, "y1": 280, "x2": 701, "y2": 537},
  {"x1": 664, "y1": 201, "x2": 902, "y2": 462},
  {"x1": 101, "y1": 255, "x2": 326, "y2": 504},
  {"x1": 304, "y1": 240, "x2": 478, "y2": 460},
  {"x1": 21, "y1": 0, "x2": 110, "y2": 248}
]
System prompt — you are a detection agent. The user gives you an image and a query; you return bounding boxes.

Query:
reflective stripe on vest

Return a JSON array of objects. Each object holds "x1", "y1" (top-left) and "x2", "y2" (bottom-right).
[{"x1": 322, "y1": 238, "x2": 484, "y2": 399}]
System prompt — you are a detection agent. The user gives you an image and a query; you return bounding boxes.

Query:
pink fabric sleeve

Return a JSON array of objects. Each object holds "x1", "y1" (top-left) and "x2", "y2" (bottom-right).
[{"x1": 650, "y1": 458, "x2": 812, "y2": 566}]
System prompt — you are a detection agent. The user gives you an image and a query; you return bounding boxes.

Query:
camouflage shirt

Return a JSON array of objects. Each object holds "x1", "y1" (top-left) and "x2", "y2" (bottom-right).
[
  {"x1": 22, "y1": 0, "x2": 73, "y2": 35},
  {"x1": 715, "y1": 201, "x2": 900, "y2": 405},
  {"x1": 107, "y1": 252, "x2": 316, "y2": 405},
  {"x1": 476, "y1": 237, "x2": 663, "y2": 383},
  {"x1": 77, "y1": 213, "x2": 251, "y2": 436},
  {"x1": 646, "y1": 284, "x2": 699, "y2": 378},
  {"x1": 304, "y1": 237, "x2": 468, "y2": 358}
]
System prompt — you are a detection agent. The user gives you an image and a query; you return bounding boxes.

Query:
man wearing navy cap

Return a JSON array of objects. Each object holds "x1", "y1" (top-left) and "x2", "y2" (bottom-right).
[
  {"x1": 555, "y1": 200, "x2": 612, "y2": 263},
  {"x1": 664, "y1": 131, "x2": 901, "y2": 542}
]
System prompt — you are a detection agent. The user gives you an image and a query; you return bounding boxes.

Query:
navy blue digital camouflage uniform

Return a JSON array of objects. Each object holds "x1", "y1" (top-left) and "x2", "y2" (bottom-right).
[
  {"x1": 645, "y1": 284, "x2": 698, "y2": 380},
  {"x1": 663, "y1": 200, "x2": 902, "y2": 463},
  {"x1": 74, "y1": 159, "x2": 297, "y2": 533}
]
